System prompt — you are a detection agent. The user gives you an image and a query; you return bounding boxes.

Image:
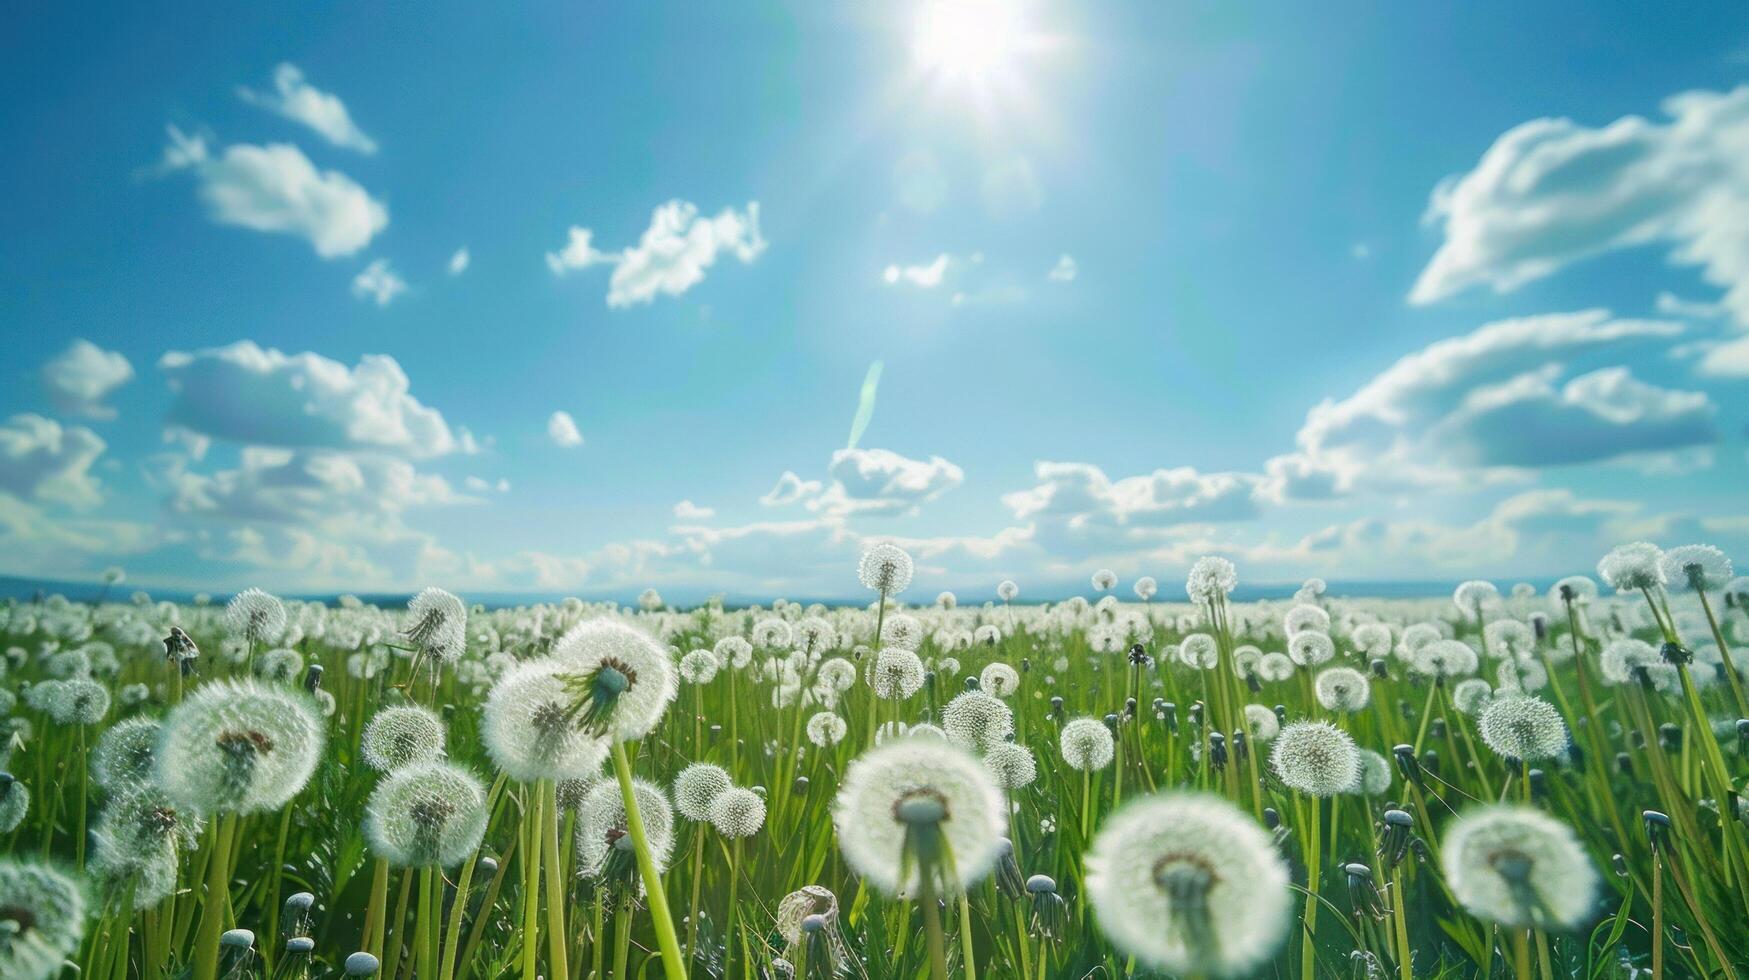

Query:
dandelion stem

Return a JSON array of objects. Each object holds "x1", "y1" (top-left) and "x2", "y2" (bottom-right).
[{"x1": 611, "y1": 739, "x2": 688, "y2": 980}]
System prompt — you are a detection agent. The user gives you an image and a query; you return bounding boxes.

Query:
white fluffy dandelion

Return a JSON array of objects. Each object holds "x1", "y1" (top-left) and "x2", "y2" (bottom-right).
[
  {"x1": 942, "y1": 691, "x2": 1014, "y2": 751},
  {"x1": 481, "y1": 659, "x2": 609, "y2": 783},
  {"x1": 1084, "y1": 792, "x2": 1290, "y2": 977},
  {"x1": 1060, "y1": 718, "x2": 1115, "y2": 771},
  {"x1": 361, "y1": 705, "x2": 446, "y2": 772},
  {"x1": 156, "y1": 678, "x2": 325, "y2": 814},
  {"x1": 674, "y1": 763, "x2": 732, "y2": 822},
  {"x1": 1442, "y1": 805, "x2": 1597, "y2": 930},
  {"x1": 1269, "y1": 720, "x2": 1359, "y2": 797},
  {"x1": 365, "y1": 762, "x2": 489, "y2": 868},
  {"x1": 226, "y1": 587, "x2": 286, "y2": 645},
  {"x1": 979, "y1": 662, "x2": 1021, "y2": 698},
  {"x1": 1314, "y1": 666, "x2": 1371, "y2": 713},
  {"x1": 551, "y1": 618, "x2": 678, "y2": 741},
  {"x1": 858, "y1": 543, "x2": 915, "y2": 597},
  {"x1": 833, "y1": 738, "x2": 1005, "y2": 896},
  {"x1": 1477, "y1": 695, "x2": 1568, "y2": 761}
]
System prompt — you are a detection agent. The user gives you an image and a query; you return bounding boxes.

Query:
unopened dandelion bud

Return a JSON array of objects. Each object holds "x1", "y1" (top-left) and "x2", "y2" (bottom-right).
[
  {"x1": 1616, "y1": 752, "x2": 1632, "y2": 775},
  {"x1": 1659, "y1": 723, "x2": 1681, "y2": 751},
  {"x1": 993, "y1": 838, "x2": 1025, "y2": 899},
  {"x1": 1392, "y1": 745, "x2": 1421, "y2": 785},
  {"x1": 1528, "y1": 769, "x2": 1546, "y2": 799},
  {"x1": 1162, "y1": 702, "x2": 1178, "y2": 732},
  {"x1": 1263, "y1": 807, "x2": 1280, "y2": 830},
  {"x1": 1207, "y1": 731, "x2": 1227, "y2": 771},
  {"x1": 1048, "y1": 696, "x2": 1064, "y2": 718},
  {"x1": 1612, "y1": 854, "x2": 1629, "y2": 877},
  {"x1": 1642, "y1": 810, "x2": 1672, "y2": 851},
  {"x1": 303, "y1": 664, "x2": 323, "y2": 693},
  {"x1": 344, "y1": 951, "x2": 381, "y2": 976},
  {"x1": 1370, "y1": 658, "x2": 1388, "y2": 678},
  {"x1": 286, "y1": 937, "x2": 315, "y2": 955},
  {"x1": 1273, "y1": 704, "x2": 1287, "y2": 723},
  {"x1": 1659, "y1": 642, "x2": 1692, "y2": 666},
  {"x1": 221, "y1": 928, "x2": 255, "y2": 949}
]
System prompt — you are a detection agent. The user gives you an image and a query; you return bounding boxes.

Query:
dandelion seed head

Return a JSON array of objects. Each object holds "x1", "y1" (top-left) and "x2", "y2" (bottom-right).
[
  {"x1": 1269, "y1": 720, "x2": 1360, "y2": 797},
  {"x1": 403, "y1": 587, "x2": 467, "y2": 663},
  {"x1": 833, "y1": 738, "x2": 1005, "y2": 896},
  {"x1": 1283, "y1": 604, "x2": 1330, "y2": 637},
  {"x1": 1244, "y1": 703, "x2": 1280, "y2": 742},
  {"x1": 1185, "y1": 557, "x2": 1238, "y2": 605},
  {"x1": 982, "y1": 741, "x2": 1037, "y2": 789},
  {"x1": 0, "y1": 859, "x2": 86, "y2": 980},
  {"x1": 879, "y1": 614, "x2": 923, "y2": 651},
  {"x1": 1084, "y1": 792, "x2": 1291, "y2": 977},
  {"x1": 365, "y1": 762, "x2": 488, "y2": 868},
  {"x1": 1287, "y1": 630, "x2": 1335, "y2": 667},
  {"x1": 979, "y1": 662, "x2": 1020, "y2": 698},
  {"x1": 1179, "y1": 633, "x2": 1219, "y2": 669},
  {"x1": 576, "y1": 777, "x2": 675, "y2": 881},
  {"x1": 1663, "y1": 544, "x2": 1732, "y2": 592},
  {"x1": 708, "y1": 637, "x2": 751, "y2": 671},
  {"x1": 1059, "y1": 717, "x2": 1115, "y2": 771},
  {"x1": 674, "y1": 762, "x2": 733, "y2": 822},
  {"x1": 1443, "y1": 805, "x2": 1597, "y2": 930},
  {"x1": 1452, "y1": 678, "x2": 1494, "y2": 716},
  {"x1": 709, "y1": 786, "x2": 766, "y2": 838},
  {"x1": 858, "y1": 544, "x2": 915, "y2": 596},
  {"x1": 481, "y1": 659, "x2": 609, "y2": 783},
  {"x1": 361, "y1": 705, "x2": 446, "y2": 773},
  {"x1": 678, "y1": 649, "x2": 719, "y2": 684},
  {"x1": 1478, "y1": 695, "x2": 1568, "y2": 761},
  {"x1": 552, "y1": 618, "x2": 678, "y2": 741},
  {"x1": 91, "y1": 715, "x2": 161, "y2": 790},
  {"x1": 156, "y1": 678, "x2": 325, "y2": 814},
  {"x1": 225, "y1": 588, "x2": 286, "y2": 644},
  {"x1": 806, "y1": 711, "x2": 848, "y2": 747},
  {"x1": 868, "y1": 648, "x2": 926, "y2": 700},
  {"x1": 1597, "y1": 542, "x2": 1666, "y2": 593},
  {"x1": 997, "y1": 580, "x2": 1019, "y2": 602},
  {"x1": 942, "y1": 691, "x2": 1014, "y2": 751},
  {"x1": 1314, "y1": 666, "x2": 1371, "y2": 713}
]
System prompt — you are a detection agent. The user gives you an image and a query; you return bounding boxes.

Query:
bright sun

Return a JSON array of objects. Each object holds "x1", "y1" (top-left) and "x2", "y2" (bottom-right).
[{"x1": 911, "y1": 0, "x2": 1024, "y2": 80}]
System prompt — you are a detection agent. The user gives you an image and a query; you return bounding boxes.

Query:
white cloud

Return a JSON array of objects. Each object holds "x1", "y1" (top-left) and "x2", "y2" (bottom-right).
[
  {"x1": 1696, "y1": 335, "x2": 1749, "y2": 377},
  {"x1": 1001, "y1": 460, "x2": 1261, "y2": 558},
  {"x1": 0, "y1": 414, "x2": 107, "y2": 507},
  {"x1": 673, "y1": 499, "x2": 715, "y2": 519},
  {"x1": 1411, "y1": 85, "x2": 1749, "y2": 325},
  {"x1": 236, "y1": 63, "x2": 378, "y2": 154},
  {"x1": 547, "y1": 411, "x2": 583, "y2": 448},
  {"x1": 546, "y1": 200, "x2": 766, "y2": 308},
  {"x1": 1274, "y1": 310, "x2": 1707, "y2": 496},
  {"x1": 352, "y1": 259, "x2": 407, "y2": 306},
  {"x1": 448, "y1": 248, "x2": 470, "y2": 276},
  {"x1": 161, "y1": 126, "x2": 388, "y2": 258},
  {"x1": 159, "y1": 340, "x2": 465, "y2": 457},
  {"x1": 465, "y1": 476, "x2": 510, "y2": 494},
  {"x1": 760, "y1": 471, "x2": 822, "y2": 507},
  {"x1": 817, "y1": 447, "x2": 964, "y2": 516},
  {"x1": 41, "y1": 340, "x2": 133, "y2": 419},
  {"x1": 1047, "y1": 254, "x2": 1078, "y2": 282},
  {"x1": 156, "y1": 448, "x2": 467, "y2": 524},
  {"x1": 883, "y1": 254, "x2": 951, "y2": 288}
]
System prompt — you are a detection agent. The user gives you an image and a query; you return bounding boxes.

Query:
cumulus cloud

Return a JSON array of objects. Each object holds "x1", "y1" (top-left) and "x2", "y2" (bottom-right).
[
  {"x1": 816, "y1": 448, "x2": 964, "y2": 517},
  {"x1": 1047, "y1": 254, "x2": 1078, "y2": 282},
  {"x1": 1271, "y1": 310, "x2": 1709, "y2": 496},
  {"x1": 448, "y1": 248, "x2": 470, "y2": 276},
  {"x1": 1412, "y1": 85, "x2": 1749, "y2": 325},
  {"x1": 236, "y1": 63, "x2": 378, "y2": 154},
  {"x1": 547, "y1": 411, "x2": 583, "y2": 448},
  {"x1": 760, "y1": 471, "x2": 822, "y2": 507},
  {"x1": 1696, "y1": 335, "x2": 1749, "y2": 377},
  {"x1": 464, "y1": 476, "x2": 510, "y2": 494},
  {"x1": 156, "y1": 448, "x2": 466, "y2": 524},
  {"x1": 351, "y1": 259, "x2": 407, "y2": 306},
  {"x1": 673, "y1": 499, "x2": 715, "y2": 520},
  {"x1": 160, "y1": 126, "x2": 388, "y2": 258},
  {"x1": 1001, "y1": 461, "x2": 1261, "y2": 557},
  {"x1": 41, "y1": 340, "x2": 133, "y2": 419},
  {"x1": 0, "y1": 414, "x2": 107, "y2": 507},
  {"x1": 159, "y1": 340, "x2": 465, "y2": 457},
  {"x1": 883, "y1": 255, "x2": 951, "y2": 288},
  {"x1": 546, "y1": 200, "x2": 766, "y2": 308}
]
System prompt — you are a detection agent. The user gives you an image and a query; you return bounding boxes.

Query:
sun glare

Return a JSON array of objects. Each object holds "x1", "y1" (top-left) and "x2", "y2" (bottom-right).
[{"x1": 912, "y1": 0, "x2": 1024, "y2": 80}]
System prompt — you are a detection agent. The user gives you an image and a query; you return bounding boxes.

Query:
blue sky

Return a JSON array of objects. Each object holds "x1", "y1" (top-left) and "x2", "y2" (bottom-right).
[{"x1": 3, "y1": 1, "x2": 1747, "y2": 601}]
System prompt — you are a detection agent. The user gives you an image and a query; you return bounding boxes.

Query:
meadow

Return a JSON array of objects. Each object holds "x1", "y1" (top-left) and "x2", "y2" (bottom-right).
[{"x1": 1, "y1": 541, "x2": 1746, "y2": 979}]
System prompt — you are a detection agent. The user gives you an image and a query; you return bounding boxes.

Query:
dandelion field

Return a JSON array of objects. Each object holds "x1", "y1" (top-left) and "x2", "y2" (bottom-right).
[{"x1": 3, "y1": 542, "x2": 1749, "y2": 979}]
